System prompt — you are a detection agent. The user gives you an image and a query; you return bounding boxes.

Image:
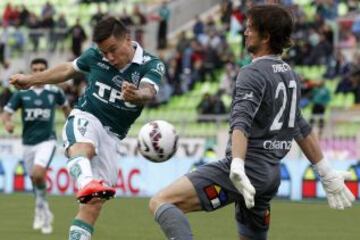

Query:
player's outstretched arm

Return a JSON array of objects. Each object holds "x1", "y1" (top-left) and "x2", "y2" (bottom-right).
[
  {"x1": 1, "y1": 112, "x2": 15, "y2": 134},
  {"x1": 230, "y1": 129, "x2": 256, "y2": 209},
  {"x1": 296, "y1": 130, "x2": 355, "y2": 210},
  {"x1": 10, "y1": 62, "x2": 77, "y2": 90}
]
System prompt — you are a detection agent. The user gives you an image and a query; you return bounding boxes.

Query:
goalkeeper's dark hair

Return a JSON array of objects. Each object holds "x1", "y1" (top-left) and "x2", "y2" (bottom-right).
[
  {"x1": 247, "y1": 5, "x2": 294, "y2": 54},
  {"x1": 30, "y1": 58, "x2": 48, "y2": 68},
  {"x1": 93, "y1": 16, "x2": 130, "y2": 43}
]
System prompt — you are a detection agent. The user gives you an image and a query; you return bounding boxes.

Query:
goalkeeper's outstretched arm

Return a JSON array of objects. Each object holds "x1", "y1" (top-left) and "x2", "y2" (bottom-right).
[{"x1": 296, "y1": 130, "x2": 355, "y2": 210}]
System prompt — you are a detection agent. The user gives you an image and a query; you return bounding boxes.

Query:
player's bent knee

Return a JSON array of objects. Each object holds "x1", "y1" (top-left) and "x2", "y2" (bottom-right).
[
  {"x1": 238, "y1": 223, "x2": 268, "y2": 240},
  {"x1": 149, "y1": 191, "x2": 178, "y2": 215},
  {"x1": 68, "y1": 142, "x2": 96, "y2": 159},
  {"x1": 149, "y1": 193, "x2": 164, "y2": 215},
  {"x1": 31, "y1": 166, "x2": 46, "y2": 185}
]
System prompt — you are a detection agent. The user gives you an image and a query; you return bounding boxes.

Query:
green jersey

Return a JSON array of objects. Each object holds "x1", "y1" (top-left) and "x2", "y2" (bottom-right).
[
  {"x1": 4, "y1": 85, "x2": 67, "y2": 145},
  {"x1": 73, "y1": 41, "x2": 164, "y2": 139}
]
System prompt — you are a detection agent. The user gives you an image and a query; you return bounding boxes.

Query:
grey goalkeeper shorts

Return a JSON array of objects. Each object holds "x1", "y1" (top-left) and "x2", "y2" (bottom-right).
[{"x1": 185, "y1": 158, "x2": 281, "y2": 234}]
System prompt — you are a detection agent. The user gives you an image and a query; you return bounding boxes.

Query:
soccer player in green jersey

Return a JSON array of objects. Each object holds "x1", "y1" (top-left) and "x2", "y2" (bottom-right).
[
  {"x1": 10, "y1": 17, "x2": 164, "y2": 239},
  {"x1": 2, "y1": 58, "x2": 71, "y2": 234}
]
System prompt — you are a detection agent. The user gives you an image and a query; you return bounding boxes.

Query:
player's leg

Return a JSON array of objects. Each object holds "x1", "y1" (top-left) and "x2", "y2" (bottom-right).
[
  {"x1": 69, "y1": 198, "x2": 105, "y2": 240},
  {"x1": 67, "y1": 142, "x2": 109, "y2": 240},
  {"x1": 23, "y1": 146, "x2": 42, "y2": 231},
  {"x1": 235, "y1": 200, "x2": 271, "y2": 240},
  {"x1": 64, "y1": 114, "x2": 116, "y2": 203},
  {"x1": 235, "y1": 161, "x2": 280, "y2": 240},
  {"x1": 149, "y1": 176, "x2": 200, "y2": 240},
  {"x1": 63, "y1": 111, "x2": 117, "y2": 240},
  {"x1": 32, "y1": 140, "x2": 57, "y2": 234},
  {"x1": 150, "y1": 160, "x2": 239, "y2": 240}
]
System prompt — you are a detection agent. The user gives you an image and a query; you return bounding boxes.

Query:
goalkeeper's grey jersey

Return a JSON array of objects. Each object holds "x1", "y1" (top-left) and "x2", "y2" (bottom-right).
[{"x1": 225, "y1": 55, "x2": 311, "y2": 164}]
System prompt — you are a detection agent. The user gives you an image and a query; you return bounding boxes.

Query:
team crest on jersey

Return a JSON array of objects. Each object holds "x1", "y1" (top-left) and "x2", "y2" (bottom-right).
[
  {"x1": 34, "y1": 99, "x2": 42, "y2": 106},
  {"x1": 77, "y1": 118, "x2": 89, "y2": 136},
  {"x1": 47, "y1": 95, "x2": 54, "y2": 104},
  {"x1": 151, "y1": 62, "x2": 165, "y2": 75},
  {"x1": 111, "y1": 75, "x2": 123, "y2": 88},
  {"x1": 157, "y1": 63, "x2": 165, "y2": 74},
  {"x1": 131, "y1": 71, "x2": 140, "y2": 85}
]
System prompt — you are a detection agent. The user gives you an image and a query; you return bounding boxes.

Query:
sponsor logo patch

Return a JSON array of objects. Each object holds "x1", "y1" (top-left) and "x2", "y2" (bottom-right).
[
  {"x1": 264, "y1": 209, "x2": 270, "y2": 226},
  {"x1": 239, "y1": 91, "x2": 254, "y2": 100},
  {"x1": 97, "y1": 62, "x2": 110, "y2": 70},
  {"x1": 34, "y1": 99, "x2": 43, "y2": 106},
  {"x1": 203, "y1": 184, "x2": 228, "y2": 209},
  {"x1": 111, "y1": 75, "x2": 124, "y2": 88}
]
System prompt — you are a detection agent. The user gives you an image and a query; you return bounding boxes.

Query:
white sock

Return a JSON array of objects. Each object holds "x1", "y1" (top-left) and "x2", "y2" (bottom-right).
[
  {"x1": 69, "y1": 219, "x2": 93, "y2": 240},
  {"x1": 67, "y1": 156, "x2": 93, "y2": 189}
]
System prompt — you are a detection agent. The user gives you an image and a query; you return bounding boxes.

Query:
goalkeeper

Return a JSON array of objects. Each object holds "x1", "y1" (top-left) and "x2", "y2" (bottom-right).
[{"x1": 149, "y1": 5, "x2": 355, "y2": 240}]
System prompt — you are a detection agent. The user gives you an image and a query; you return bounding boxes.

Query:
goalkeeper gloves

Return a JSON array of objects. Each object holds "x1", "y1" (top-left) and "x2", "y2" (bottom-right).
[
  {"x1": 313, "y1": 158, "x2": 355, "y2": 210},
  {"x1": 230, "y1": 158, "x2": 256, "y2": 209}
]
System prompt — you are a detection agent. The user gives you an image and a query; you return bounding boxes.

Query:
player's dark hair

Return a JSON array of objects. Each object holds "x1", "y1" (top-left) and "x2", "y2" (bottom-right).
[
  {"x1": 30, "y1": 58, "x2": 48, "y2": 68},
  {"x1": 93, "y1": 16, "x2": 129, "y2": 43},
  {"x1": 247, "y1": 5, "x2": 293, "y2": 54}
]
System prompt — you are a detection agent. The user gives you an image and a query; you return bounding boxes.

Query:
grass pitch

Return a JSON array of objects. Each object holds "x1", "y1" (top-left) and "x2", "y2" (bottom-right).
[{"x1": 0, "y1": 194, "x2": 359, "y2": 239}]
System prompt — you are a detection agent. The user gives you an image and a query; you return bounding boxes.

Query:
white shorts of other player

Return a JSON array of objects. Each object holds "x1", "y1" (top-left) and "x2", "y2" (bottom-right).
[
  {"x1": 62, "y1": 109, "x2": 121, "y2": 187},
  {"x1": 23, "y1": 139, "x2": 57, "y2": 174}
]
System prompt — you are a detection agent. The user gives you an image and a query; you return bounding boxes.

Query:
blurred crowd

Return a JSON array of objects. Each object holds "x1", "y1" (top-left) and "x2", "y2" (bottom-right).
[
  {"x1": 1, "y1": 0, "x2": 360, "y2": 130},
  {"x1": 0, "y1": 1, "x2": 153, "y2": 60}
]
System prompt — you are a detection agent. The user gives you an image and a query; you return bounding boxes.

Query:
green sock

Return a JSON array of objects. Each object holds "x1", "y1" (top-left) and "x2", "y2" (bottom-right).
[{"x1": 69, "y1": 219, "x2": 94, "y2": 240}]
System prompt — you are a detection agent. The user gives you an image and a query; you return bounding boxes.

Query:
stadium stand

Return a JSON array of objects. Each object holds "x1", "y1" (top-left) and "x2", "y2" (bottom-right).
[{"x1": 1, "y1": 0, "x2": 360, "y2": 140}]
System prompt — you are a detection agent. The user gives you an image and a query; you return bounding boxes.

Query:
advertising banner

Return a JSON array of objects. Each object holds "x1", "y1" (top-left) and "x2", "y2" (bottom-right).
[{"x1": 0, "y1": 138, "x2": 359, "y2": 200}]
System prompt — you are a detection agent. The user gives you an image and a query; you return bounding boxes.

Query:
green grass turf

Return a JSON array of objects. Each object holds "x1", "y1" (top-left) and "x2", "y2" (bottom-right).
[{"x1": 0, "y1": 194, "x2": 359, "y2": 239}]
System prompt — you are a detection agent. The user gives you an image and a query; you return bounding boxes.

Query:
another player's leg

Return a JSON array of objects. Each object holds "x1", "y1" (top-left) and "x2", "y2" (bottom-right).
[
  {"x1": 149, "y1": 176, "x2": 201, "y2": 240},
  {"x1": 31, "y1": 164, "x2": 53, "y2": 234},
  {"x1": 31, "y1": 140, "x2": 56, "y2": 234},
  {"x1": 150, "y1": 160, "x2": 241, "y2": 239}
]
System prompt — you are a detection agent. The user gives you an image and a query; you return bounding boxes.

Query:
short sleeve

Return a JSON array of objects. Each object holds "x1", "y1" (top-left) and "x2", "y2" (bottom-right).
[
  {"x1": 141, "y1": 60, "x2": 165, "y2": 93},
  {"x1": 4, "y1": 91, "x2": 22, "y2": 113},
  {"x1": 72, "y1": 48, "x2": 97, "y2": 73},
  {"x1": 55, "y1": 88, "x2": 68, "y2": 106}
]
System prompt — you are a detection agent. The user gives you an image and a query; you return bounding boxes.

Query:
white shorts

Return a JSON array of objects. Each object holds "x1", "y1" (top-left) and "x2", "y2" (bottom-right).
[
  {"x1": 23, "y1": 139, "x2": 57, "y2": 176},
  {"x1": 62, "y1": 109, "x2": 120, "y2": 186}
]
